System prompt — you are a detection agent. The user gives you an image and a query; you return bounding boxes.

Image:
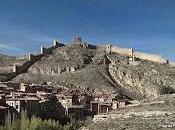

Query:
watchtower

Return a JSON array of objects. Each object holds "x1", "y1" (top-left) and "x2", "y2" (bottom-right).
[
  {"x1": 53, "y1": 40, "x2": 59, "y2": 46},
  {"x1": 13, "y1": 64, "x2": 17, "y2": 73},
  {"x1": 40, "y1": 46, "x2": 45, "y2": 54},
  {"x1": 130, "y1": 48, "x2": 135, "y2": 61},
  {"x1": 106, "y1": 45, "x2": 112, "y2": 54},
  {"x1": 74, "y1": 36, "x2": 82, "y2": 44},
  {"x1": 28, "y1": 53, "x2": 33, "y2": 61}
]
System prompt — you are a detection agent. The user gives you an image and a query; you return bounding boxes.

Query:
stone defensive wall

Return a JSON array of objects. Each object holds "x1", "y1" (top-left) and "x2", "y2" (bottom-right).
[
  {"x1": 106, "y1": 45, "x2": 169, "y2": 64},
  {"x1": 134, "y1": 51, "x2": 168, "y2": 64},
  {"x1": 111, "y1": 46, "x2": 132, "y2": 56},
  {"x1": 0, "y1": 40, "x2": 65, "y2": 82},
  {"x1": 13, "y1": 40, "x2": 64, "y2": 74},
  {"x1": 169, "y1": 61, "x2": 175, "y2": 67}
]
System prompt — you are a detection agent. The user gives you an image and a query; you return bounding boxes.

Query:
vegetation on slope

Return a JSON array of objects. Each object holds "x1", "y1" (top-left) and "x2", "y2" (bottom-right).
[{"x1": 0, "y1": 112, "x2": 85, "y2": 130}]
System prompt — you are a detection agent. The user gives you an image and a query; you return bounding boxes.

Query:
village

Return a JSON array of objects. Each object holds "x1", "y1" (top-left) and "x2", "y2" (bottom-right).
[{"x1": 0, "y1": 81, "x2": 130, "y2": 125}]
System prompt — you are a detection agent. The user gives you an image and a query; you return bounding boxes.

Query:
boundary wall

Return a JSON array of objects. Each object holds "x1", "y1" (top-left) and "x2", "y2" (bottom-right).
[
  {"x1": 106, "y1": 45, "x2": 169, "y2": 64},
  {"x1": 0, "y1": 40, "x2": 65, "y2": 82},
  {"x1": 13, "y1": 40, "x2": 64, "y2": 74}
]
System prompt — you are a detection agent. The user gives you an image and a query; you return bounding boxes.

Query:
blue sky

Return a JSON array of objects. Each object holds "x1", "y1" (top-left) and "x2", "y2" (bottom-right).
[{"x1": 0, "y1": 0, "x2": 175, "y2": 60}]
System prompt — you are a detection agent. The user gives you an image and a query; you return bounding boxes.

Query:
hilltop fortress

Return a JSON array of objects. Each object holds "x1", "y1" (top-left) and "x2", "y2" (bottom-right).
[
  {"x1": 0, "y1": 36, "x2": 174, "y2": 82},
  {"x1": 13, "y1": 36, "x2": 175, "y2": 74},
  {"x1": 20, "y1": 37, "x2": 172, "y2": 61}
]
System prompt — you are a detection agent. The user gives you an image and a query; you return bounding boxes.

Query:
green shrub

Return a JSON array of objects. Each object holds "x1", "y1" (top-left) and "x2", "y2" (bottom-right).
[{"x1": 0, "y1": 112, "x2": 85, "y2": 130}]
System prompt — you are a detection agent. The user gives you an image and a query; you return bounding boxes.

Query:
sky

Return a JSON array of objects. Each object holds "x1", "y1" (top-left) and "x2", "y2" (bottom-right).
[{"x1": 0, "y1": 0, "x2": 175, "y2": 60}]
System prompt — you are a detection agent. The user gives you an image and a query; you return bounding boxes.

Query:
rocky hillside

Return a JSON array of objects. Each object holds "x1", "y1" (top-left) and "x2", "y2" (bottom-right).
[
  {"x1": 12, "y1": 44, "x2": 117, "y2": 91},
  {"x1": 1, "y1": 41, "x2": 175, "y2": 99},
  {"x1": 82, "y1": 94, "x2": 175, "y2": 130},
  {"x1": 107, "y1": 53, "x2": 175, "y2": 99}
]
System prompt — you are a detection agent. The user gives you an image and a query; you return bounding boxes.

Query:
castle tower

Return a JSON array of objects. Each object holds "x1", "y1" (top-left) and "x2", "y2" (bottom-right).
[
  {"x1": 130, "y1": 48, "x2": 134, "y2": 61},
  {"x1": 106, "y1": 45, "x2": 112, "y2": 54},
  {"x1": 53, "y1": 40, "x2": 59, "y2": 46},
  {"x1": 41, "y1": 46, "x2": 44, "y2": 54},
  {"x1": 74, "y1": 36, "x2": 82, "y2": 44},
  {"x1": 28, "y1": 53, "x2": 33, "y2": 61},
  {"x1": 13, "y1": 64, "x2": 17, "y2": 73}
]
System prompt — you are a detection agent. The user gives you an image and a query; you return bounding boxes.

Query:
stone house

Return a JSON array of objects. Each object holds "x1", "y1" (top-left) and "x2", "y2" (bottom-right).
[
  {"x1": 57, "y1": 94, "x2": 73, "y2": 110},
  {"x1": 66, "y1": 105, "x2": 85, "y2": 119},
  {"x1": 70, "y1": 67, "x2": 76, "y2": 72},
  {"x1": 117, "y1": 99, "x2": 130, "y2": 108},
  {"x1": 39, "y1": 95, "x2": 65, "y2": 120},
  {"x1": 6, "y1": 97, "x2": 40, "y2": 117},
  {"x1": 94, "y1": 96, "x2": 105, "y2": 102},
  {"x1": 20, "y1": 83, "x2": 29, "y2": 92},
  {"x1": 98, "y1": 103, "x2": 112, "y2": 113},
  {"x1": 90, "y1": 101, "x2": 112, "y2": 115},
  {"x1": 112, "y1": 99, "x2": 130, "y2": 109},
  {"x1": 72, "y1": 94, "x2": 80, "y2": 105},
  {"x1": 90, "y1": 101, "x2": 99, "y2": 115},
  {"x1": 20, "y1": 83, "x2": 42, "y2": 92},
  {"x1": 112, "y1": 101, "x2": 119, "y2": 109}
]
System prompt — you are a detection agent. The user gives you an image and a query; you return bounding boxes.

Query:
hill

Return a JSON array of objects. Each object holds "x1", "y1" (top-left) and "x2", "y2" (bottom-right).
[
  {"x1": 12, "y1": 44, "x2": 117, "y2": 91},
  {"x1": 0, "y1": 38, "x2": 175, "y2": 99}
]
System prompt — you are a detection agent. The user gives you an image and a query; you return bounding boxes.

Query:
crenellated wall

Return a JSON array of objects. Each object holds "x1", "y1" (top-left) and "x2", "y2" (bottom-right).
[
  {"x1": 12, "y1": 40, "x2": 64, "y2": 74},
  {"x1": 1, "y1": 39, "x2": 174, "y2": 83},
  {"x1": 106, "y1": 45, "x2": 169, "y2": 64}
]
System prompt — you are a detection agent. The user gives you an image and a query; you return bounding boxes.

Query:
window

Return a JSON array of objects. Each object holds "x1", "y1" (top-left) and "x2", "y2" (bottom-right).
[{"x1": 16, "y1": 105, "x2": 19, "y2": 109}]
